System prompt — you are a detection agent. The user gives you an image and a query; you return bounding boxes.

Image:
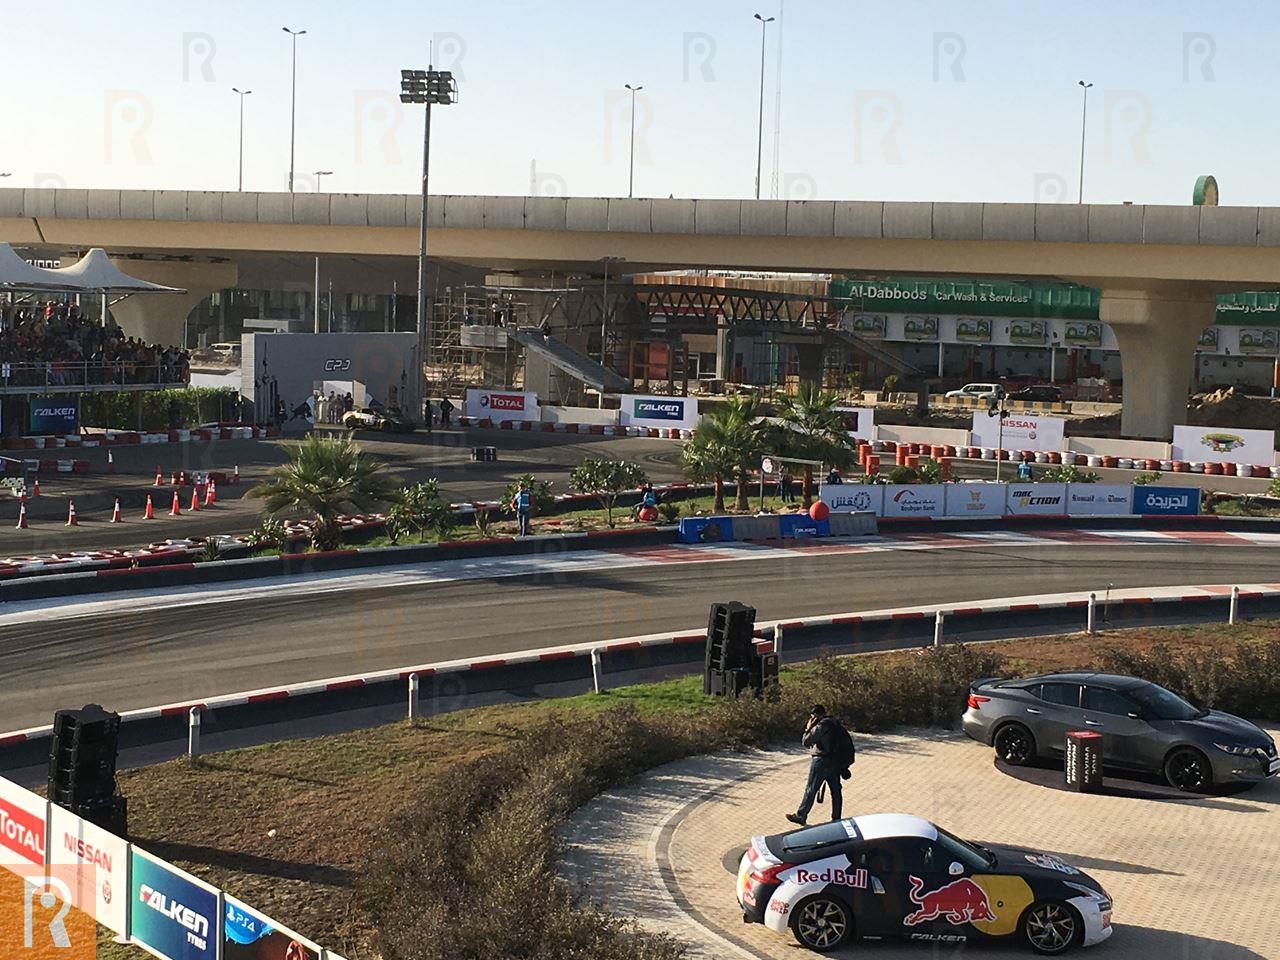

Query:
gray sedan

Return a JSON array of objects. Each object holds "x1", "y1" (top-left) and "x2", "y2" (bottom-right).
[{"x1": 963, "y1": 672, "x2": 1279, "y2": 792}]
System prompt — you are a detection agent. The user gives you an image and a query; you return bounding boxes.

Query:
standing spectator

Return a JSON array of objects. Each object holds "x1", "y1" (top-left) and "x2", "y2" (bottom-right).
[
  {"x1": 826, "y1": 467, "x2": 842, "y2": 485},
  {"x1": 438, "y1": 396, "x2": 454, "y2": 427},
  {"x1": 1017, "y1": 456, "x2": 1033, "y2": 481},
  {"x1": 343, "y1": 392, "x2": 354, "y2": 414},
  {"x1": 780, "y1": 469, "x2": 795, "y2": 504},
  {"x1": 315, "y1": 391, "x2": 329, "y2": 426},
  {"x1": 513, "y1": 481, "x2": 532, "y2": 537}
]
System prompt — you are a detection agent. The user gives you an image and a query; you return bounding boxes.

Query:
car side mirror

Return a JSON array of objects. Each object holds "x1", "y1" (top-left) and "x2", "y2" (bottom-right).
[{"x1": 949, "y1": 861, "x2": 964, "y2": 877}]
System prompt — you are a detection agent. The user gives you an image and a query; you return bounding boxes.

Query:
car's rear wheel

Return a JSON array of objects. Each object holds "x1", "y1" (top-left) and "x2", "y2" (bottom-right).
[
  {"x1": 790, "y1": 895, "x2": 852, "y2": 952},
  {"x1": 994, "y1": 722, "x2": 1036, "y2": 766},
  {"x1": 1020, "y1": 900, "x2": 1081, "y2": 955},
  {"x1": 1165, "y1": 747, "x2": 1213, "y2": 792}
]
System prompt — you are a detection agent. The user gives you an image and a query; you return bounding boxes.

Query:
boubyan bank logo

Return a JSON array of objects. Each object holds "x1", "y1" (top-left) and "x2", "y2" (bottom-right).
[{"x1": 0, "y1": 867, "x2": 96, "y2": 960}]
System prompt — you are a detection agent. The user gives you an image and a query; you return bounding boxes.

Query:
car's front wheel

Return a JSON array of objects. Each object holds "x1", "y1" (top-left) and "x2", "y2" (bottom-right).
[
  {"x1": 1020, "y1": 900, "x2": 1081, "y2": 955},
  {"x1": 994, "y1": 722, "x2": 1037, "y2": 766},
  {"x1": 790, "y1": 895, "x2": 852, "y2": 952},
  {"x1": 1164, "y1": 747, "x2": 1213, "y2": 792}
]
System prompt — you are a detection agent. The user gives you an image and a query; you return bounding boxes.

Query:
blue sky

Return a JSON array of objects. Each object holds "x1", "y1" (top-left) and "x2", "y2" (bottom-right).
[{"x1": 5, "y1": 1, "x2": 1274, "y2": 205}]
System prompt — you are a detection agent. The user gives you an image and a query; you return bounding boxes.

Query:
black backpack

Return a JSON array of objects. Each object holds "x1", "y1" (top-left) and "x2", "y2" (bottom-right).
[{"x1": 825, "y1": 718, "x2": 856, "y2": 770}]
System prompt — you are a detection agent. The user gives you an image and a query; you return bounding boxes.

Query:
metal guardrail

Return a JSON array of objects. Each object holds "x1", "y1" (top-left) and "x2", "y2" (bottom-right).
[{"x1": 0, "y1": 361, "x2": 188, "y2": 393}]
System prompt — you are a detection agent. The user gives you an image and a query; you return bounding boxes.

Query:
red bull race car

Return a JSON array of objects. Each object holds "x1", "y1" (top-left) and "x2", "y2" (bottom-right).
[{"x1": 737, "y1": 814, "x2": 1111, "y2": 955}]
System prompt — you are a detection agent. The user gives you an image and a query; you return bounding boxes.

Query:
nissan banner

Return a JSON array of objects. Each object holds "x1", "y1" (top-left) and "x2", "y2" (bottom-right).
[
  {"x1": 49, "y1": 804, "x2": 129, "y2": 935},
  {"x1": 464, "y1": 389, "x2": 540, "y2": 423},
  {"x1": 1005, "y1": 483, "x2": 1068, "y2": 516},
  {"x1": 971, "y1": 412, "x2": 1065, "y2": 453}
]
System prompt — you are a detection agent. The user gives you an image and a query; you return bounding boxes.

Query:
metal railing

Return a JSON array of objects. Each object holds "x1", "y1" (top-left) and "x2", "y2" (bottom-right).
[{"x1": 0, "y1": 361, "x2": 189, "y2": 393}]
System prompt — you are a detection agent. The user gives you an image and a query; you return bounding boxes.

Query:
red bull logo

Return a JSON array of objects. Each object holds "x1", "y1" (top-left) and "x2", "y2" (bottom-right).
[{"x1": 903, "y1": 875, "x2": 997, "y2": 926}]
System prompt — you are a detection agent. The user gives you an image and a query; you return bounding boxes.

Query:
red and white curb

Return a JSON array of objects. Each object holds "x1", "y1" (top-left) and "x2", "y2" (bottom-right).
[
  {"x1": 0, "y1": 581, "x2": 1269, "y2": 748},
  {"x1": 457, "y1": 417, "x2": 693, "y2": 440},
  {"x1": 2, "y1": 423, "x2": 277, "y2": 452}
]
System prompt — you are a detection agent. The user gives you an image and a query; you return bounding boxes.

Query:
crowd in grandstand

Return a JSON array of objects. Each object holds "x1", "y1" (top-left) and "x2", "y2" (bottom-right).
[{"x1": 0, "y1": 299, "x2": 189, "y2": 385}]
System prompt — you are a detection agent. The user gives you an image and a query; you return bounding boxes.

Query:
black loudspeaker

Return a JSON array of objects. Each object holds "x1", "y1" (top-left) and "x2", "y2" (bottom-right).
[
  {"x1": 705, "y1": 601, "x2": 757, "y2": 696},
  {"x1": 48, "y1": 704, "x2": 127, "y2": 836}
]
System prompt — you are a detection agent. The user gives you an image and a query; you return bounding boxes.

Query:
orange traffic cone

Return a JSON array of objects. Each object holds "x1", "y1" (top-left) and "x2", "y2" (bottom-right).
[
  {"x1": 232, "y1": 464, "x2": 240, "y2": 484},
  {"x1": 155, "y1": 465, "x2": 163, "y2": 486},
  {"x1": 31, "y1": 478, "x2": 40, "y2": 498},
  {"x1": 204, "y1": 480, "x2": 216, "y2": 506},
  {"x1": 190, "y1": 487, "x2": 200, "y2": 512},
  {"x1": 108, "y1": 450, "x2": 116, "y2": 473},
  {"x1": 66, "y1": 500, "x2": 77, "y2": 526},
  {"x1": 110, "y1": 498, "x2": 123, "y2": 523},
  {"x1": 15, "y1": 503, "x2": 27, "y2": 529},
  {"x1": 170, "y1": 491, "x2": 181, "y2": 516},
  {"x1": 143, "y1": 494, "x2": 155, "y2": 519}
]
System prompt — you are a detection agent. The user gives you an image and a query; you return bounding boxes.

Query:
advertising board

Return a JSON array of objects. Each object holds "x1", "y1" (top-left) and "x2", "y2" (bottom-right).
[
  {"x1": 833, "y1": 407, "x2": 875, "y2": 440},
  {"x1": 944, "y1": 483, "x2": 1005, "y2": 518},
  {"x1": 1005, "y1": 483, "x2": 1068, "y2": 516},
  {"x1": 224, "y1": 895, "x2": 323, "y2": 960},
  {"x1": 1132, "y1": 485, "x2": 1200, "y2": 516},
  {"x1": 48, "y1": 804, "x2": 129, "y2": 936},
  {"x1": 971, "y1": 412, "x2": 1066, "y2": 453},
  {"x1": 881, "y1": 484, "x2": 944, "y2": 518},
  {"x1": 30, "y1": 396, "x2": 79, "y2": 435},
  {"x1": 617, "y1": 394, "x2": 700, "y2": 430},
  {"x1": 0, "y1": 778, "x2": 46, "y2": 868},
  {"x1": 130, "y1": 848, "x2": 220, "y2": 960},
  {"x1": 464, "y1": 389, "x2": 540, "y2": 423},
  {"x1": 818, "y1": 484, "x2": 884, "y2": 515},
  {"x1": 1171, "y1": 425, "x2": 1275, "y2": 465},
  {"x1": 677, "y1": 516, "x2": 734, "y2": 544},
  {"x1": 1066, "y1": 484, "x2": 1133, "y2": 516},
  {"x1": 778, "y1": 514, "x2": 829, "y2": 538}
]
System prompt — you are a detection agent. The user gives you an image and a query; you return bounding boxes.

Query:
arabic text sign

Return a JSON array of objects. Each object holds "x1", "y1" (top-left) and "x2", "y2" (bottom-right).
[
  {"x1": 971, "y1": 412, "x2": 1065, "y2": 453},
  {"x1": 881, "y1": 484, "x2": 944, "y2": 518},
  {"x1": 818, "y1": 484, "x2": 884, "y2": 515},
  {"x1": 1132, "y1": 485, "x2": 1199, "y2": 516},
  {"x1": 1171, "y1": 425, "x2": 1274, "y2": 465}
]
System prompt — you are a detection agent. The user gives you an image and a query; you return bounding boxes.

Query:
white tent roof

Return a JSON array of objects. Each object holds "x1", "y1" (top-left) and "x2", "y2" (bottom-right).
[
  {"x1": 0, "y1": 243, "x2": 81, "y2": 291},
  {"x1": 46, "y1": 248, "x2": 186, "y2": 293}
]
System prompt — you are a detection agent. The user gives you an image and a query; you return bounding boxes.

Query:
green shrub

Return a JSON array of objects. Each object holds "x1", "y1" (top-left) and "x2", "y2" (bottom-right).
[
  {"x1": 657, "y1": 502, "x2": 681, "y2": 524},
  {"x1": 251, "y1": 518, "x2": 292, "y2": 552},
  {"x1": 1133, "y1": 470, "x2": 1163, "y2": 486},
  {"x1": 387, "y1": 480, "x2": 452, "y2": 543},
  {"x1": 915, "y1": 457, "x2": 943, "y2": 484},
  {"x1": 1041, "y1": 465, "x2": 1100, "y2": 483},
  {"x1": 885, "y1": 465, "x2": 918, "y2": 484},
  {"x1": 502, "y1": 474, "x2": 554, "y2": 516},
  {"x1": 80, "y1": 387, "x2": 241, "y2": 431}
]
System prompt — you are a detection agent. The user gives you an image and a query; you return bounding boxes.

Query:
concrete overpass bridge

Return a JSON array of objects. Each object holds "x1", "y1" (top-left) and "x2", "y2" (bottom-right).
[{"x1": 5, "y1": 187, "x2": 1280, "y2": 437}]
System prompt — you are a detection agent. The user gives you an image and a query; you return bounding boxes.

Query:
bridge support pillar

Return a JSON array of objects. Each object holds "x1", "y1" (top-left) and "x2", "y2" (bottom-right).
[
  {"x1": 1097, "y1": 283, "x2": 1217, "y2": 440},
  {"x1": 105, "y1": 259, "x2": 238, "y2": 347}
]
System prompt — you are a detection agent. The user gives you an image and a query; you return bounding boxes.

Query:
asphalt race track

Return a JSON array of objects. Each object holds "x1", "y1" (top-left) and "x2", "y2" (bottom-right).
[{"x1": 3, "y1": 539, "x2": 1279, "y2": 735}]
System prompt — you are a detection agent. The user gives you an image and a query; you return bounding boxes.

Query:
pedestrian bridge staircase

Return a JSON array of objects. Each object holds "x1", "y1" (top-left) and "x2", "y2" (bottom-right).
[
  {"x1": 508, "y1": 327, "x2": 632, "y2": 394},
  {"x1": 824, "y1": 327, "x2": 922, "y2": 376}
]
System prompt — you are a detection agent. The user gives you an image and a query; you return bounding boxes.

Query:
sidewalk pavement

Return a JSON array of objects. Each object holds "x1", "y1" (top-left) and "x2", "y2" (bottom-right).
[{"x1": 561, "y1": 728, "x2": 1280, "y2": 960}]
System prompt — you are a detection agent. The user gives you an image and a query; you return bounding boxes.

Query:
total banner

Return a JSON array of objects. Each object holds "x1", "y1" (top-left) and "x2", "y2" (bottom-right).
[
  {"x1": 49, "y1": 804, "x2": 129, "y2": 936},
  {"x1": 0, "y1": 777, "x2": 46, "y2": 868},
  {"x1": 944, "y1": 482, "x2": 1005, "y2": 518},
  {"x1": 131, "y1": 847, "x2": 220, "y2": 960},
  {"x1": 818, "y1": 484, "x2": 884, "y2": 515},
  {"x1": 224, "y1": 894, "x2": 323, "y2": 960},
  {"x1": 970, "y1": 412, "x2": 1065, "y2": 453},
  {"x1": 1006, "y1": 483, "x2": 1068, "y2": 516},
  {"x1": 618, "y1": 394, "x2": 700, "y2": 430},
  {"x1": 1066, "y1": 484, "x2": 1132, "y2": 516},
  {"x1": 881, "y1": 484, "x2": 944, "y2": 518},
  {"x1": 1171, "y1": 425, "x2": 1275, "y2": 465},
  {"x1": 30, "y1": 396, "x2": 80, "y2": 435},
  {"x1": 463, "y1": 389, "x2": 540, "y2": 423}
]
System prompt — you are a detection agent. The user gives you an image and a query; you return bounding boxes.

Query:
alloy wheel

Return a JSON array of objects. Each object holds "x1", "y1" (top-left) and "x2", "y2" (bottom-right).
[
  {"x1": 1024, "y1": 902, "x2": 1077, "y2": 954},
  {"x1": 795, "y1": 898, "x2": 848, "y2": 950},
  {"x1": 996, "y1": 724, "x2": 1033, "y2": 765},
  {"x1": 1167, "y1": 749, "x2": 1211, "y2": 792}
]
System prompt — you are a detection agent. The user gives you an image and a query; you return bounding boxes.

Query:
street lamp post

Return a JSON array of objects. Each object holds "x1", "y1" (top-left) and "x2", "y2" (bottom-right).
[
  {"x1": 1077, "y1": 80, "x2": 1093, "y2": 204},
  {"x1": 401, "y1": 66, "x2": 459, "y2": 421},
  {"x1": 989, "y1": 391, "x2": 1011, "y2": 482},
  {"x1": 313, "y1": 170, "x2": 333, "y2": 192},
  {"x1": 282, "y1": 27, "x2": 306, "y2": 192},
  {"x1": 232, "y1": 87, "x2": 252, "y2": 191},
  {"x1": 753, "y1": 13, "x2": 774, "y2": 200},
  {"x1": 624, "y1": 83, "x2": 643, "y2": 198}
]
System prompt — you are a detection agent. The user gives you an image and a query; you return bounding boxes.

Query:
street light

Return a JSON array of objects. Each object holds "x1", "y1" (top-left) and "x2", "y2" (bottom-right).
[
  {"x1": 401, "y1": 66, "x2": 459, "y2": 420},
  {"x1": 624, "y1": 83, "x2": 643, "y2": 198},
  {"x1": 282, "y1": 27, "x2": 306, "y2": 192},
  {"x1": 1077, "y1": 80, "x2": 1093, "y2": 204},
  {"x1": 232, "y1": 88, "x2": 252, "y2": 191},
  {"x1": 988, "y1": 390, "x2": 1011, "y2": 482},
  {"x1": 313, "y1": 170, "x2": 333, "y2": 192},
  {"x1": 753, "y1": 13, "x2": 775, "y2": 200},
  {"x1": 599, "y1": 256, "x2": 625, "y2": 408}
]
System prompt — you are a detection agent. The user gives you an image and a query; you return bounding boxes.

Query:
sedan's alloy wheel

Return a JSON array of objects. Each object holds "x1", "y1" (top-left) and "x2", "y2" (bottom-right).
[
  {"x1": 1024, "y1": 902, "x2": 1077, "y2": 954},
  {"x1": 795, "y1": 899, "x2": 848, "y2": 950}
]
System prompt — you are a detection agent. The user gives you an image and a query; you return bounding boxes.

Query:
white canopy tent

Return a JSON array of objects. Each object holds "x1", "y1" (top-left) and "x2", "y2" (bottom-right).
[{"x1": 0, "y1": 243, "x2": 81, "y2": 291}]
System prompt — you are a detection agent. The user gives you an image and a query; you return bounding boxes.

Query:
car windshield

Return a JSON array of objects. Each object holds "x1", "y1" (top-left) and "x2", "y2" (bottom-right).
[
  {"x1": 780, "y1": 821, "x2": 852, "y2": 852},
  {"x1": 1127, "y1": 682, "x2": 1203, "y2": 720},
  {"x1": 936, "y1": 826, "x2": 995, "y2": 870}
]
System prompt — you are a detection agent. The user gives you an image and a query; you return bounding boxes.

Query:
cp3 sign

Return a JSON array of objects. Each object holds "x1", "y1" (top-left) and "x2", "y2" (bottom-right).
[{"x1": 323, "y1": 359, "x2": 352, "y2": 372}]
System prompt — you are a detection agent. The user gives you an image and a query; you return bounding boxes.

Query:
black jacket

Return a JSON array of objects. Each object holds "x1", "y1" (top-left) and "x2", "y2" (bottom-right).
[{"x1": 802, "y1": 716, "x2": 843, "y2": 758}]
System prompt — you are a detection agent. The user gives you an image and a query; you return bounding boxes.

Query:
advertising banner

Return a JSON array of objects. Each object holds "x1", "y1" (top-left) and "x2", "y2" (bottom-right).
[
  {"x1": 0, "y1": 778, "x2": 46, "y2": 868},
  {"x1": 463, "y1": 389, "x2": 540, "y2": 423},
  {"x1": 971, "y1": 412, "x2": 1066, "y2": 453},
  {"x1": 778, "y1": 514, "x2": 829, "y2": 539},
  {"x1": 29, "y1": 396, "x2": 79, "y2": 435},
  {"x1": 1066, "y1": 484, "x2": 1133, "y2": 516},
  {"x1": 903, "y1": 316, "x2": 939, "y2": 341},
  {"x1": 1132, "y1": 485, "x2": 1200, "y2": 516},
  {"x1": 48, "y1": 804, "x2": 129, "y2": 936},
  {"x1": 833, "y1": 407, "x2": 875, "y2": 440},
  {"x1": 677, "y1": 516, "x2": 735, "y2": 544},
  {"x1": 618, "y1": 395, "x2": 700, "y2": 430},
  {"x1": 1171, "y1": 425, "x2": 1275, "y2": 465},
  {"x1": 224, "y1": 895, "x2": 323, "y2": 960},
  {"x1": 1005, "y1": 483, "x2": 1068, "y2": 516},
  {"x1": 882, "y1": 484, "x2": 944, "y2": 518},
  {"x1": 819, "y1": 484, "x2": 884, "y2": 515},
  {"x1": 944, "y1": 483, "x2": 1006, "y2": 518},
  {"x1": 130, "y1": 848, "x2": 220, "y2": 960}
]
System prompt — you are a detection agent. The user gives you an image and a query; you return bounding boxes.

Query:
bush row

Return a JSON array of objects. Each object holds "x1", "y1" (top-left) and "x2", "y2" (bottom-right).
[{"x1": 80, "y1": 387, "x2": 242, "y2": 431}]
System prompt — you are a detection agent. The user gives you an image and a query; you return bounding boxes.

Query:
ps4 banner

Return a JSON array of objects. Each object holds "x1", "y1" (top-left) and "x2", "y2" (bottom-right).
[{"x1": 30, "y1": 396, "x2": 79, "y2": 434}]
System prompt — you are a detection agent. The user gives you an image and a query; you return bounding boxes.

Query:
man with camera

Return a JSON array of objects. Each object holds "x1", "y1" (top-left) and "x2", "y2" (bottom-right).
[{"x1": 787, "y1": 704, "x2": 855, "y2": 826}]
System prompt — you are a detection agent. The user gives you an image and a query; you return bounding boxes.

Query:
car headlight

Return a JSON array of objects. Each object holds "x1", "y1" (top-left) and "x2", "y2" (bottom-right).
[
  {"x1": 1214, "y1": 742, "x2": 1256, "y2": 756},
  {"x1": 1064, "y1": 881, "x2": 1109, "y2": 905}
]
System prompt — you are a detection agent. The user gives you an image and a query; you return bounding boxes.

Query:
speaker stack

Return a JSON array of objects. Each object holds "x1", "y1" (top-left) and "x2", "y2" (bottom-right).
[
  {"x1": 704, "y1": 601, "x2": 777, "y2": 698},
  {"x1": 48, "y1": 704, "x2": 128, "y2": 837}
]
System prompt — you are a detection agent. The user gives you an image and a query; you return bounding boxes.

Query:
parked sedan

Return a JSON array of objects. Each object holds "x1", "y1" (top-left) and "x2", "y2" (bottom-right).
[
  {"x1": 737, "y1": 813, "x2": 1112, "y2": 954},
  {"x1": 963, "y1": 672, "x2": 1279, "y2": 792},
  {"x1": 1008, "y1": 384, "x2": 1063, "y2": 403}
]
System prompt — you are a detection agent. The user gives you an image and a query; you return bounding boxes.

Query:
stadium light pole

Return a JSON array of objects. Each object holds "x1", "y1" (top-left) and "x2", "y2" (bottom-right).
[
  {"x1": 313, "y1": 170, "x2": 333, "y2": 192},
  {"x1": 283, "y1": 27, "x2": 306, "y2": 192},
  {"x1": 232, "y1": 88, "x2": 252, "y2": 191},
  {"x1": 1077, "y1": 80, "x2": 1093, "y2": 204},
  {"x1": 624, "y1": 83, "x2": 643, "y2": 198},
  {"x1": 401, "y1": 66, "x2": 459, "y2": 420},
  {"x1": 753, "y1": 13, "x2": 774, "y2": 200}
]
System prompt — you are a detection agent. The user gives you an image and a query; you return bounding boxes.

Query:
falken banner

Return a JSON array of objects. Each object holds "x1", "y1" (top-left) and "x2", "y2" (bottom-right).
[
  {"x1": 130, "y1": 848, "x2": 220, "y2": 960},
  {"x1": 618, "y1": 394, "x2": 700, "y2": 430},
  {"x1": 1171, "y1": 425, "x2": 1275, "y2": 465},
  {"x1": 464, "y1": 389, "x2": 541, "y2": 423},
  {"x1": 49, "y1": 804, "x2": 129, "y2": 936},
  {"x1": 30, "y1": 396, "x2": 80, "y2": 435},
  {"x1": 970, "y1": 412, "x2": 1065, "y2": 453},
  {"x1": 224, "y1": 895, "x2": 323, "y2": 960}
]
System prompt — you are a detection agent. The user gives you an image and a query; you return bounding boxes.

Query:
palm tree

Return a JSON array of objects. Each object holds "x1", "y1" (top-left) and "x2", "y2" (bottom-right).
[
  {"x1": 771, "y1": 383, "x2": 856, "y2": 508},
  {"x1": 682, "y1": 395, "x2": 764, "y2": 513},
  {"x1": 681, "y1": 417, "x2": 735, "y2": 512},
  {"x1": 249, "y1": 434, "x2": 402, "y2": 550}
]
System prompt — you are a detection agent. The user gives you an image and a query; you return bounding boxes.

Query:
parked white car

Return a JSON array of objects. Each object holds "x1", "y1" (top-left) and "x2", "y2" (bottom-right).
[{"x1": 945, "y1": 383, "x2": 1005, "y2": 400}]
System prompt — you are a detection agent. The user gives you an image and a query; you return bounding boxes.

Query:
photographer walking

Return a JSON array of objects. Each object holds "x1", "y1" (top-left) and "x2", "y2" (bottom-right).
[{"x1": 787, "y1": 704, "x2": 855, "y2": 826}]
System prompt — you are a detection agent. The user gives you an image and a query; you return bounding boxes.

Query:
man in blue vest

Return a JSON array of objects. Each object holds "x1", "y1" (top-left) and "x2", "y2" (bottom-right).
[
  {"x1": 514, "y1": 482, "x2": 532, "y2": 536},
  {"x1": 1016, "y1": 456, "x2": 1033, "y2": 481}
]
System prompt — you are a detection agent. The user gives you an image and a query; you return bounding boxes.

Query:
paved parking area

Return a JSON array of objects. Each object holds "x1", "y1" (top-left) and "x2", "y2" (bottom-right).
[{"x1": 562, "y1": 728, "x2": 1280, "y2": 959}]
